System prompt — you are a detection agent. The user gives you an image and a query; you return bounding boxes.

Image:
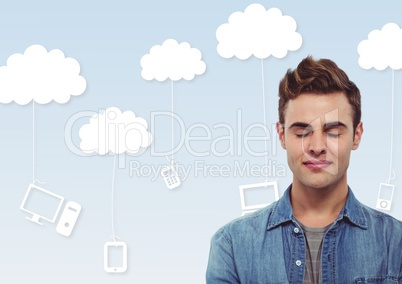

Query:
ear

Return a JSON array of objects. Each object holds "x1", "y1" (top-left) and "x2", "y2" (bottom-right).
[
  {"x1": 276, "y1": 122, "x2": 286, "y2": 150},
  {"x1": 352, "y1": 122, "x2": 363, "y2": 150}
]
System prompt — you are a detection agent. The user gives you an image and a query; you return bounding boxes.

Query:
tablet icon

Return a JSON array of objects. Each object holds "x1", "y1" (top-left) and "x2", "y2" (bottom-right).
[
  {"x1": 104, "y1": 241, "x2": 128, "y2": 273},
  {"x1": 239, "y1": 181, "x2": 279, "y2": 216}
]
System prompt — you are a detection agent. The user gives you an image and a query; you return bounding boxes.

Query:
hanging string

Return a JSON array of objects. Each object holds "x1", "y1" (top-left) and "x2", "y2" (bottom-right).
[
  {"x1": 171, "y1": 79, "x2": 174, "y2": 162},
  {"x1": 111, "y1": 154, "x2": 119, "y2": 243},
  {"x1": 387, "y1": 69, "x2": 395, "y2": 183},
  {"x1": 260, "y1": 59, "x2": 269, "y2": 182},
  {"x1": 31, "y1": 101, "x2": 46, "y2": 185},
  {"x1": 32, "y1": 100, "x2": 35, "y2": 183}
]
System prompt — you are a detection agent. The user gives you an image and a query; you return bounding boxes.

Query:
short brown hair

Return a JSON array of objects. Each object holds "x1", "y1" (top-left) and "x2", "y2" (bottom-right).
[{"x1": 278, "y1": 56, "x2": 361, "y2": 131}]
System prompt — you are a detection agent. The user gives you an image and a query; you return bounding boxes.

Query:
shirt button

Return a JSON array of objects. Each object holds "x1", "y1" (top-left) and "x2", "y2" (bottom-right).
[
  {"x1": 293, "y1": 227, "x2": 300, "y2": 234},
  {"x1": 295, "y1": 260, "x2": 302, "y2": 266}
]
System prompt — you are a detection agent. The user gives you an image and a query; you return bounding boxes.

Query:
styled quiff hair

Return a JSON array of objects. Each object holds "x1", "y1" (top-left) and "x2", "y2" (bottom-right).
[{"x1": 278, "y1": 56, "x2": 361, "y2": 131}]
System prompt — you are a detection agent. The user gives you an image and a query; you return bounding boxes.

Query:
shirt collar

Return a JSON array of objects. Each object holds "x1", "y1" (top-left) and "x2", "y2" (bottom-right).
[{"x1": 266, "y1": 185, "x2": 368, "y2": 231}]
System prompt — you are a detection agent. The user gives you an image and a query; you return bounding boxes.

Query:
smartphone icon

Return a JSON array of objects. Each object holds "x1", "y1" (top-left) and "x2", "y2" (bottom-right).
[
  {"x1": 376, "y1": 183, "x2": 395, "y2": 211},
  {"x1": 104, "y1": 241, "x2": 128, "y2": 273},
  {"x1": 161, "y1": 162, "x2": 181, "y2": 189}
]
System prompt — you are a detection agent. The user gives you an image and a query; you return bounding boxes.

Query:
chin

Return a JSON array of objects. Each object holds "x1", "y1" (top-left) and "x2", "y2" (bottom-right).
[{"x1": 299, "y1": 176, "x2": 335, "y2": 190}]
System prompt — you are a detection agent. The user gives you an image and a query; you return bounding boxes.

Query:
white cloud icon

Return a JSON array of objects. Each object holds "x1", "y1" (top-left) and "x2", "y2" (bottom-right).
[
  {"x1": 216, "y1": 3, "x2": 302, "y2": 60},
  {"x1": 358, "y1": 23, "x2": 402, "y2": 70},
  {"x1": 0, "y1": 44, "x2": 86, "y2": 105},
  {"x1": 140, "y1": 39, "x2": 206, "y2": 82},
  {"x1": 79, "y1": 107, "x2": 152, "y2": 155}
]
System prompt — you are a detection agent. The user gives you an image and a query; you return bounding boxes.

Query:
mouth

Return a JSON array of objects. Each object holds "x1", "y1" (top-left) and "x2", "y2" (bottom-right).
[{"x1": 302, "y1": 160, "x2": 333, "y2": 170}]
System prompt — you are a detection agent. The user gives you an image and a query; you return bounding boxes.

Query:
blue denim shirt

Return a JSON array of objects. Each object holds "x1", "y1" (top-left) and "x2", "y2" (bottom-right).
[{"x1": 206, "y1": 186, "x2": 402, "y2": 283}]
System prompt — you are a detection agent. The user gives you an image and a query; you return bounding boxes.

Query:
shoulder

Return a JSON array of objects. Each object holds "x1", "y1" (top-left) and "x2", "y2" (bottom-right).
[
  {"x1": 346, "y1": 188, "x2": 402, "y2": 235},
  {"x1": 360, "y1": 203, "x2": 402, "y2": 234},
  {"x1": 211, "y1": 203, "x2": 276, "y2": 243}
]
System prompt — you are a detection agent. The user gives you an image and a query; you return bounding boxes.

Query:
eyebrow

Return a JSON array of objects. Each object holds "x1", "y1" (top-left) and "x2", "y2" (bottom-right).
[
  {"x1": 288, "y1": 122, "x2": 311, "y2": 129},
  {"x1": 324, "y1": 121, "x2": 348, "y2": 129},
  {"x1": 287, "y1": 121, "x2": 348, "y2": 129}
]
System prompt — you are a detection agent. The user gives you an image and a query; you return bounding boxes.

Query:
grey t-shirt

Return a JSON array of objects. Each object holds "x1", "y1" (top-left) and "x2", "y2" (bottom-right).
[{"x1": 298, "y1": 221, "x2": 332, "y2": 284}]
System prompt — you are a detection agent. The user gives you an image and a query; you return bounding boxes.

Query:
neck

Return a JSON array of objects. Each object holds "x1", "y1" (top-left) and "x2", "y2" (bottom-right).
[{"x1": 290, "y1": 177, "x2": 348, "y2": 228}]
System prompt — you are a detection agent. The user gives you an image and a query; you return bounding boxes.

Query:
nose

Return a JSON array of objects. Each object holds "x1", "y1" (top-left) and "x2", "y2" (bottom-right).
[{"x1": 305, "y1": 131, "x2": 327, "y2": 156}]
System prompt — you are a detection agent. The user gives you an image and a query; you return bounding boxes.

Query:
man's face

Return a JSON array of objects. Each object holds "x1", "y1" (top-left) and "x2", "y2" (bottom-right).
[{"x1": 277, "y1": 92, "x2": 363, "y2": 190}]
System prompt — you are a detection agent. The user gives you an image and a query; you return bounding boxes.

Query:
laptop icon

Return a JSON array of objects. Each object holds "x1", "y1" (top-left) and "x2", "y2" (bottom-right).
[{"x1": 239, "y1": 181, "x2": 279, "y2": 216}]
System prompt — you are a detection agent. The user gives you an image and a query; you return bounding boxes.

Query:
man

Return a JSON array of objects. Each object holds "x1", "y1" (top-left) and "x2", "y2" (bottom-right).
[{"x1": 206, "y1": 56, "x2": 402, "y2": 283}]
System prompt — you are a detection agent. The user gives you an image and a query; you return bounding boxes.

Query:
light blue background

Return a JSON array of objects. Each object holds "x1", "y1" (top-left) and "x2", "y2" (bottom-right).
[{"x1": 0, "y1": 1, "x2": 401, "y2": 283}]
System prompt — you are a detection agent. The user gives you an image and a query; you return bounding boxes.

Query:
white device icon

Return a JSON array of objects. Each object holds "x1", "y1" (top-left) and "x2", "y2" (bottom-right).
[
  {"x1": 376, "y1": 183, "x2": 395, "y2": 211},
  {"x1": 20, "y1": 184, "x2": 65, "y2": 225},
  {"x1": 104, "y1": 241, "x2": 128, "y2": 273},
  {"x1": 239, "y1": 181, "x2": 279, "y2": 216},
  {"x1": 56, "y1": 201, "x2": 82, "y2": 237},
  {"x1": 161, "y1": 160, "x2": 181, "y2": 189}
]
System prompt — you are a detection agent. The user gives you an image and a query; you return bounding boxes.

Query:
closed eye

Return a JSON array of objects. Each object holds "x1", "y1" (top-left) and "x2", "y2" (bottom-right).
[
  {"x1": 327, "y1": 132, "x2": 340, "y2": 137},
  {"x1": 325, "y1": 127, "x2": 341, "y2": 138},
  {"x1": 295, "y1": 130, "x2": 312, "y2": 138}
]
